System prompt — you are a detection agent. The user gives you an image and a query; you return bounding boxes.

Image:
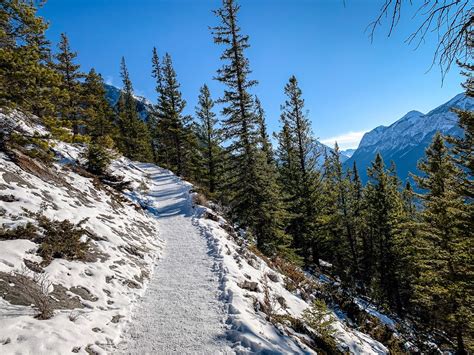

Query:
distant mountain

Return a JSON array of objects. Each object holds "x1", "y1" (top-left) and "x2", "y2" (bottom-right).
[
  {"x1": 341, "y1": 148, "x2": 356, "y2": 159},
  {"x1": 344, "y1": 93, "x2": 473, "y2": 183},
  {"x1": 104, "y1": 84, "x2": 153, "y2": 121}
]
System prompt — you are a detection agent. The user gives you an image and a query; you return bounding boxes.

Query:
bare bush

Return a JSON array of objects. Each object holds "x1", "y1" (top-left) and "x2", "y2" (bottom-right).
[
  {"x1": 14, "y1": 267, "x2": 53, "y2": 320},
  {"x1": 0, "y1": 222, "x2": 38, "y2": 241},
  {"x1": 192, "y1": 192, "x2": 209, "y2": 207}
]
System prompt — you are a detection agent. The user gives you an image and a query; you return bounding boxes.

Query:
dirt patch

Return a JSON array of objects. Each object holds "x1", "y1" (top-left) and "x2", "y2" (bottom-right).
[
  {"x1": 0, "y1": 271, "x2": 82, "y2": 309},
  {"x1": 1, "y1": 170, "x2": 35, "y2": 189},
  {"x1": 9, "y1": 149, "x2": 64, "y2": 187},
  {"x1": 70, "y1": 286, "x2": 98, "y2": 302}
]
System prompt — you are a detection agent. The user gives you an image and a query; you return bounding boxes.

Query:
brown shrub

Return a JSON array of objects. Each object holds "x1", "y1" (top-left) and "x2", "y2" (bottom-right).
[{"x1": 192, "y1": 192, "x2": 208, "y2": 207}]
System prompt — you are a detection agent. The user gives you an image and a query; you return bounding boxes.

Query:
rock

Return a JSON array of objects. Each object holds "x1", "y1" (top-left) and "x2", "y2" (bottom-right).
[
  {"x1": 238, "y1": 280, "x2": 260, "y2": 292},
  {"x1": 111, "y1": 314, "x2": 124, "y2": 323},
  {"x1": 23, "y1": 259, "x2": 44, "y2": 273},
  {"x1": 267, "y1": 272, "x2": 280, "y2": 283}
]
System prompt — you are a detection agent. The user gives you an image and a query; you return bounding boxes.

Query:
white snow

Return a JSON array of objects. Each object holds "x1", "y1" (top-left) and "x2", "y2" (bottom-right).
[
  {"x1": 356, "y1": 93, "x2": 473, "y2": 154},
  {"x1": 119, "y1": 165, "x2": 230, "y2": 354},
  {"x1": 0, "y1": 111, "x2": 164, "y2": 354},
  {"x1": 1, "y1": 110, "x2": 389, "y2": 354}
]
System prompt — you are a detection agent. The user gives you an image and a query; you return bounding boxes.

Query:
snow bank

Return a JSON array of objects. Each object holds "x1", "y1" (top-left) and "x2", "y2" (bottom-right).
[
  {"x1": 0, "y1": 111, "x2": 164, "y2": 354},
  {"x1": 192, "y1": 202, "x2": 388, "y2": 354}
]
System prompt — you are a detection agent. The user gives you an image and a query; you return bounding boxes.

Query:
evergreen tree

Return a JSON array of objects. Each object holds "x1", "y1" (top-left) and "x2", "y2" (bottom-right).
[
  {"x1": 413, "y1": 133, "x2": 473, "y2": 353},
  {"x1": 148, "y1": 47, "x2": 163, "y2": 162},
  {"x1": 152, "y1": 52, "x2": 197, "y2": 177},
  {"x1": 116, "y1": 57, "x2": 153, "y2": 162},
  {"x1": 364, "y1": 153, "x2": 404, "y2": 311},
  {"x1": 254, "y1": 96, "x2": 273, "y2": 164},
  {"x1": 320, "y1": 143, "x2": 360, "y2": 283},
  {"x1": 195, "y1": 84, "x2": 222, "y2": 194},
  {"x1": 82, "y1": 68, "x2": 115, "y2": 141},
  {"x1": 0, "y1": 0, "x2": 62, "y2": 120},
  {"x1": 212, "y1": 0, "x2": 288, "y2": 254},
  {"x1": 277, "y1": 75, "x2": 321, "y2": 263},
  {"x1": 54, "y1": 33, "x2": 83, "y2": 137}
]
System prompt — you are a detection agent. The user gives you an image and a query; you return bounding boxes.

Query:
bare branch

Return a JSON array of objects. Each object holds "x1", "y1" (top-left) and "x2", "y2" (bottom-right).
[{"x1": 369, "y1": 0, "x2": 473, "y2": 77}]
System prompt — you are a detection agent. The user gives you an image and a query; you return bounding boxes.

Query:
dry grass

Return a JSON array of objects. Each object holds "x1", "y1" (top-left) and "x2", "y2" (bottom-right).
[{"x1": 192, "y1": 192, "x2": 209, "y2": 207}]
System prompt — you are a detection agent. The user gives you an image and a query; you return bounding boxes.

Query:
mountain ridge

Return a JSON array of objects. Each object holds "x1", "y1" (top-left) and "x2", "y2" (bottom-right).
[{"x1": 344, "y1": 93, "x2": 473, "y2": 182}]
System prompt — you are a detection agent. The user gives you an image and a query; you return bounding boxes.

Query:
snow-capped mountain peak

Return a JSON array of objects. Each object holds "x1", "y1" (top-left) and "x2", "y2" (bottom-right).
[{"x1": 345, "y1": 93, "x2": 473, "y2": 182}]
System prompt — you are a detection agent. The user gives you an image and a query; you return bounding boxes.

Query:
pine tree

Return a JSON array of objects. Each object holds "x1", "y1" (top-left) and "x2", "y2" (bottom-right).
[
  {"x1": 277, "y1": 75, "x2": 321, "y2": 263},
  {"x1": 54, "y1": 33, "x2": 83, "y2": 137},
  {"x1": 364, "y1": 153, "x2": 404, "y2": 310},
  {"x1": 0, "y1": 0, "x2": 62, "y2": 120},
  {"x1": 413, "y1": 133, "x2": 473, "y2": 353},
  {"x1": 195, "y1": 84, "x2": 222, "y2": 194},
  {"x1": 254, "y1": 96, "x2": 273, "y2": 164},
  {"x1": 212, "y1": 0, "x2": 288, "y2": 254},
  {"x1": 116, "y1": 57, "x2": 153, "y2": 162},
  {"x1": 82, "y1": 68, "x2": 115, "y2": 141}
]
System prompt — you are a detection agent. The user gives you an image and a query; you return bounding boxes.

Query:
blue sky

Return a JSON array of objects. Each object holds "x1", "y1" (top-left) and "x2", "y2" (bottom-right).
[{"x1": 39, "y1": 0, "x2": 464, "y2": 149}]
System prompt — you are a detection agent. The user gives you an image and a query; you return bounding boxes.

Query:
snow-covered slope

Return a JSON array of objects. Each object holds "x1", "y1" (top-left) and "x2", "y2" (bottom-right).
[
  {"x1": 193, "y1": 197, "x2": 389, "y2": 354},
  {"x1": 1, "y1": 110, "x2": 393, "y2": 354},
  {"x1": 345, "y1": 93, "x2": 473, "y2": 182},
  {"x1": 0, "y1": 111, "x2": 163, "y2": 354}
]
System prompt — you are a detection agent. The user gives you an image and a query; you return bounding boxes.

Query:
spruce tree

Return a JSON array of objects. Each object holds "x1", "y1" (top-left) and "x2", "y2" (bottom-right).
[
  {"x1": 82, "y1": 68, "x2": 115, "y2": 141},
  {"x1": 277, "y1": 75, "x2": 321, "y2": 263},
  {"x1": 254, "y1": 96, "x2": 273, "y2": 164},
  {"x1": 320, "y1": 143, "x2": 360, "y2": 283},
  {"x1": 364, "y1": 153, "x2": 404, "y2": 311},
  {"x1": 413, "y1": 133, "x2": 473, "y2": 353},
  {"x1": 0, "y1": 0, "x2": 62, "y2": 121},
  {"x1": 212, "y1": 0, "x2": 288, "y2": 254},
  {"x1": 116, "y1": 57, "x2": 153, "y2": 162},
  {"x1": 152, "y1": 52, "x2": 197, "y2": 177},
  {"x1": 54, "y1": 33, "x2": 83, "y2": 137},
  {"x1": 195, "y1": 84, "x2": 222, "y2": 194},
  {"x1": 148, "y1": 47, "x2": 163, "y2": 162}
]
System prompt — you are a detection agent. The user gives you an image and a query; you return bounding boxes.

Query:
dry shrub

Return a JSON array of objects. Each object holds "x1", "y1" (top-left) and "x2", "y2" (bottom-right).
[
  {"x1": 14, "y1": 267, "x2": 53, "y2": 320},
  {"x1": 272, "y1": 257, "x2": 307, "y2": 292},
  {"x1": 8, "y1": 132, "x2": 55, "y2": 164},
  {"x1": 192, "y1": 192, "x2": 208, "y2": 207}
]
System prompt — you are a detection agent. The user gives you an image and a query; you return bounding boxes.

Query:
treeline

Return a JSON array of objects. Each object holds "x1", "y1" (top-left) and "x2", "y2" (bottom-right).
[{"x1": 1, "y1": 0, "x2": 472, "y2": 352}]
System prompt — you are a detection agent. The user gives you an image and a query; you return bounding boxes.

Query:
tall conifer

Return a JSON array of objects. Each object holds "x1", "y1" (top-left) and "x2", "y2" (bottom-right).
[
  {"x1": 413, "y1": 133, "x2": 473, "y2": 353},
  {"x1": 212, "y1": 0, "x2": 288, "y2": 254},
  {"x1": 195, "y1": 84, "x2": 222, "y2": 194},
  {"x1": 116, "y1": 57, "x2": 153, "y2": 162},
  {"x1": 277, "y1": 75, "x2": 321, "y2": 263},
  {"x1": 54, "y1": 33, "x2": 83, "y2": 136}
]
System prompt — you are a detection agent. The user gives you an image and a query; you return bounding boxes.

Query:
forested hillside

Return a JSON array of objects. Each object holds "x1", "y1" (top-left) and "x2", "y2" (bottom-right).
[{"x1": 1, "y1": 0, "x2": 472, "y2": 354}]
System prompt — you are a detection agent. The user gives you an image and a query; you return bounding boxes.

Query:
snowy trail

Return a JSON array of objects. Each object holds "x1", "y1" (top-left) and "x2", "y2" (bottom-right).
[{"x1": 120, "y1": 165, "x2": 230, "y2": 354}]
